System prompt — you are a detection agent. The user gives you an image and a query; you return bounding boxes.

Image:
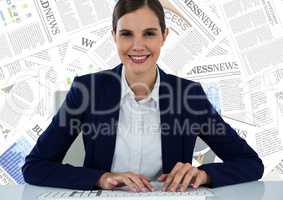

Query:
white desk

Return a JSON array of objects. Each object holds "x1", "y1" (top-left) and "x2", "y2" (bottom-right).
[{"x1": 0, "y1": 181, "x2": 282, "y2": 200}]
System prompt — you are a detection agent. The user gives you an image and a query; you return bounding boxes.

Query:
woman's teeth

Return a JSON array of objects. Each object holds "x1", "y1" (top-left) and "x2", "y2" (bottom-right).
[{"x1": 129, "y1": 55, "x2": 149, "y2": 64}]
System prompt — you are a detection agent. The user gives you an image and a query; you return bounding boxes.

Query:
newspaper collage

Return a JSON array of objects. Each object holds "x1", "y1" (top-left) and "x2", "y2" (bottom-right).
[{"x1": 0, "y1": 0, "x2": 282, "y2": 185}]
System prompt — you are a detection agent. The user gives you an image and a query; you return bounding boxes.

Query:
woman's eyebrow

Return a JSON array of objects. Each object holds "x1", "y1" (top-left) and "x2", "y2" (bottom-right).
[
  {"x1": 118, "y1": 28, "x2": 159, "y2": 33},
  {"x1": 143, "y1": 28, "x2": 158, "y2": 32},
  {"x1": 119, "y1": 29, "x2": 132, "y2": 33}
]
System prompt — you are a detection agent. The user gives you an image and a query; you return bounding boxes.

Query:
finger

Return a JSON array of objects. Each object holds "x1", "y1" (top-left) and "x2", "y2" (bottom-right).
[
  {"x1": 139, "y1": 174, "x2": 150, "y2": 182},
  {"x1": 191, "y1": 171, "x2": 206, "y2": 189},
  {"x1": 138, "y1": 175, "x2": 155, "y2": 192},
  {"x1": 104, "y1": 176, "x2": 118, "y2": 189},
  {"x1": 109, "y1": 178, "x2": 118, "y2": 187},
  {"x1": 157, "y1": 174, "x2": 168, "y2": 182},
  {"x1": 116, "y1": 176, "x2": 138, "y2": 192},
  {"x1": 162, "y1": 162, "x2": 184, "y2": 192},
  {"x1": 168, "y1": 164, "x2": 192, "y2": 192},
  {"x1": 179, "y1": 167, "x2": 198, "y2": 192},
  {"x1": 140, "y1": 177, "x2": 155, "y2": 192},
  {"x1": 127, "y1": 174, "x2": 147, "y2": 192},
  {"x1": 110, "y1": 176, "x2": 127, "y2": 188}
]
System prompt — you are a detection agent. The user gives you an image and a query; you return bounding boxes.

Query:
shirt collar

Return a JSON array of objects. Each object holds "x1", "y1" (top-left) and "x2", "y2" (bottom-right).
[{"x1": 120, "y1": 65, "x2": 160, "y2": 107}]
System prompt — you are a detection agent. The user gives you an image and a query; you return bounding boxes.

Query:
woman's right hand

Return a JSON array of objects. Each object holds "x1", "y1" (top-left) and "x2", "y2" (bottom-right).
[{"x1": 97, "y1": 172, "x2": 155, "y2": 192}]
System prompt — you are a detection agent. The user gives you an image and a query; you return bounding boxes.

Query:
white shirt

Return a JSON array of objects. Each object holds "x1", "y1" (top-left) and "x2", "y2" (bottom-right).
[{"x1": 111, "y1": 66, "x2": 162, "y2": 180}]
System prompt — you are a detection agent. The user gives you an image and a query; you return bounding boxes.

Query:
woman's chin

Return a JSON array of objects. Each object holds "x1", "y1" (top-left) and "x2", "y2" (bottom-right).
[{"x1": 128, "y1": 64, "x2": 153, "y2": 74}]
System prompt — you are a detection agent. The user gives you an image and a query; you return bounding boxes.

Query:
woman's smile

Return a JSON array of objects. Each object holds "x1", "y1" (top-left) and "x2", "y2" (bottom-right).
[
  {"x1": 128, "y1": 54, "x2": 151, "y2": 64},
  {"x1": 112, "y1": 6, "x2": 168, "y2": 76}
]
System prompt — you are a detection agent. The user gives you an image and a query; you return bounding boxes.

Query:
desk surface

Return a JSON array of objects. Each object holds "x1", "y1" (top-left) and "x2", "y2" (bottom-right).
[{"x1": 0, "y1": 181, "x2": 282, "y2": 200}]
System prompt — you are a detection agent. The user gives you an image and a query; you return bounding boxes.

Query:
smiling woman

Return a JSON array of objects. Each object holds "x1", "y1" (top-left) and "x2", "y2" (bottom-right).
[
  {"x1": 22, "y1": 0, "x2": 264, "y2": 193},
  {"x1": 112, "y1": 2, "x2": 168, "y2": 100}
]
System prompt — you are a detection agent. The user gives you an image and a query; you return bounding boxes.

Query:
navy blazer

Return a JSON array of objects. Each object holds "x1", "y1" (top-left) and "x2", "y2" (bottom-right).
[{"x1": 22, "y1": 64, "x2": 264, "y2": 190}]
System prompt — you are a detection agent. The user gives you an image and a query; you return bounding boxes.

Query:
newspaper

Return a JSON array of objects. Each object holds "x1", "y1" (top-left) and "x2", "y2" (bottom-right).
[
  {"x1": 0, "y1": 19, "x2": 114, "y2": 157},
  {"x1": 273, "y1": 159, "x2": 283, "y2": 179},
  {"x1": 170, "y1": 0, "x2": 226, "y2": 42},
  {"x1": 240, "y1": 65, "x2": 283, "y2": 176},
  {"x1": 181, "y1": 55, "x2": 247, "y2": 122},
  {"x1": 62, "y1": 20, "x2": 113, "y2": 78},
  {"x1": 0, "y1": 0, "x2": 115, "y2": 66},
  {"x1": 0, "y1": 0, "x2": 283, "y2": 186},
  {"x1": 180, "y1": 55, "x2": 258, "y2": 167},
  {"x1": 216, "y1": 0, "x2": 283, "y2": 76},
  {"x1": 158, "y1": 0, "x2": 228, "y2": 73},
  {"x1": 0, "y1": 166, "x2": 16, "y2": 185},
  {"x1": 0, "y1": 135, "x2": 34, "y2": 184}
]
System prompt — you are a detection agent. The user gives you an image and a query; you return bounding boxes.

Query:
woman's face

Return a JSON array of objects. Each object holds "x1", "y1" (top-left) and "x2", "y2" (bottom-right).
[{"x1": 112, "y1": 6, "x2": 168, "y2": 76}]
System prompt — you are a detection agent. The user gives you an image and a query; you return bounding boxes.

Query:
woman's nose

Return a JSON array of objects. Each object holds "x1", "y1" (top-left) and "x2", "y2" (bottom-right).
[{"x1": 132, "y1": 37, "x2": 145, "y2": 51}]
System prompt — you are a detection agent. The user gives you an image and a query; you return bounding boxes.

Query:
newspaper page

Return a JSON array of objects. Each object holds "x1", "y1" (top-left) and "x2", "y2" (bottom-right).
[
  {"x1": 0, "y1": 135, "x2": 34, "y2": 184},
  {"x1": 196, "y1": 0, "x2": 233, "y2": 58},
  {"x1": 262, "y1": 88, "x2": 283, "y2": 180},
  {"x1": 182, "y1": 55, "x2": 247, "y2": 121},
  {"x1": 62, "y1": 20, "x2": 112, "y2": 79},
  {"x1": 0, "y1": 19, "x2": 113, "y2": 167},
  {"x1": 216, "y1": 0, "x2": 283, "y2": 76},
  {"x1": 0, "y1": 60, "x2": 57, "y2": 145},
  {"x1": 241, "y1": 65, "x2": 283, "y2": 176},
  {"x1": 180, "y1": 55, "x2": 257, "y2": 166},
  {"x1": 0, "y1": 0, "x2": 283, "y2": 186},
  {"x1": 170, "y1": 0, "x2": 226, "y2": 42},
  {"x1": 0, "y1": 0, "x2": 115, "y2": 66},
  {"x1": 162, "y1": 0, "x2": 228, "y2": 73},
  {"x1": 0, "y1": 52, "x2": 70, "y2": 185}
]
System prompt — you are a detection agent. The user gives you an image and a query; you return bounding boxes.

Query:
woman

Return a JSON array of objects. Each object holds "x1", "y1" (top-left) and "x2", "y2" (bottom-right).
[{"x1": 22, "y1": 0, "x2": 264, "y2": 192}]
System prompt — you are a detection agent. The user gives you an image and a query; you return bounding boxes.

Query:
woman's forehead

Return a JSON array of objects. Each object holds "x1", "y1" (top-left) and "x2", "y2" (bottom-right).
[{"x1": 116, "y1": 7, "x2": 160, "y2": 30}]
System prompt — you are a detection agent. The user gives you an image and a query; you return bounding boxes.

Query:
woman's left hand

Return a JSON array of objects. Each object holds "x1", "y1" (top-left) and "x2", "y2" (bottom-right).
[{"x1": 157, "y1": 162, "x2": 211, "y2": 192}]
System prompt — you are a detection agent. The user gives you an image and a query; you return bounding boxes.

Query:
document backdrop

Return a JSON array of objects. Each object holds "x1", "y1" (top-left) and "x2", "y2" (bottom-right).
[{"x1": 0, "y1": 0, "x2": 283, "y2": 185}]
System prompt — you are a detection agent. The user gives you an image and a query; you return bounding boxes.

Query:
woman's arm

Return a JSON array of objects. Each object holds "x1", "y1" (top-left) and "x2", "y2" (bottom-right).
[
  {"x1": 194, "y1": 83, "x2": 264, "y2": 188},
  {"x1": 22, "y1": 76, "x2": 106, "y2": 190}
]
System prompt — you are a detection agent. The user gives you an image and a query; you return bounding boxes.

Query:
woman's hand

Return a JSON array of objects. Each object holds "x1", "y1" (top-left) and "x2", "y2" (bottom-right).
[
  {"x1": 157, "y1": 162, "x2": 211, "y2": 192},
  {"x1": 97, "y1": 172, "x2": 155, "y2": 192}
]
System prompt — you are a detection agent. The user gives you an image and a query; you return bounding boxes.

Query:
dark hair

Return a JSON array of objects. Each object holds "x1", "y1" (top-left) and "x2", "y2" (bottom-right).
[{"x1": 112, "y1": 0, "x2": 166, "y2": 33}]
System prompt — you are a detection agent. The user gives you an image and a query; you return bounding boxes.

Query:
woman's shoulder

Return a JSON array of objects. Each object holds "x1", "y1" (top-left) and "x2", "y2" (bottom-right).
[
  {"x1": 161, "y1": 71, "x2": 202, "y2": 89},
  {"x1": 74, "y1": 65, "x2": 122, "y2": 86}
]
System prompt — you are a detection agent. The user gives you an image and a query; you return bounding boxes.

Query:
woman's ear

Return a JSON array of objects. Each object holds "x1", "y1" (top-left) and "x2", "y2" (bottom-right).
[
  {"x1": 112, "y1": 30, "x2": 117, "y2": 43},
  {"x1": 161, "y1": 28, "x2": 169, "y2": 45}
]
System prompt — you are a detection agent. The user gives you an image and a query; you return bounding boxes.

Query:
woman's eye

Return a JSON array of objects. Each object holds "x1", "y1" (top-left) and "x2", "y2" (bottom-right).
[
  {"x1": 144, "y1": 32, "x2": 156, "y2": 36},
  {"x1": 120, "y1": 32, "x2": 132, "y2": 37}
]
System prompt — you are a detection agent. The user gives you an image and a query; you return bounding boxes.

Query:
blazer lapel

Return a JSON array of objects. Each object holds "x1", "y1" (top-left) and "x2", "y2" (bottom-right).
[
  {"x1": 158, "y1": 67, "x2": 183, "y2": 173},
  {"x1": 92, "y1": 64, "x2": 122, "y2": 171}
]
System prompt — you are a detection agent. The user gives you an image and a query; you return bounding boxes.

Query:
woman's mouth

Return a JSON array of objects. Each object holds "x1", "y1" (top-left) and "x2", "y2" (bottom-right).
[{"x1": 128, "y1": 55, "x2": 150, "y2": 64}]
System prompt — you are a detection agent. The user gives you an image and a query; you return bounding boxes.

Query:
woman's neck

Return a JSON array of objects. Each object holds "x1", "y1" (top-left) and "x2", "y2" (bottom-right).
[{"x1": 124, "y1": 66, "x2": 157, "y2": 101}]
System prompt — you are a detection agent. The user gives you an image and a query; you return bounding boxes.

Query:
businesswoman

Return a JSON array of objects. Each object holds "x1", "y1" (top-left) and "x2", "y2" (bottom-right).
[{"x1": 22, "y1": 0, "x2": 264, "y2": 192}]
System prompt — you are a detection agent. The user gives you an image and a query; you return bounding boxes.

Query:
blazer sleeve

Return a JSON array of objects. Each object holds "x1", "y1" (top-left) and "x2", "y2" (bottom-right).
[
  {"x1": 22, "y1": 77, "x2": 106, "y2": 190},
  {"x1": 192, "y1": 83, "x2": 264, "y2": 188}
]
